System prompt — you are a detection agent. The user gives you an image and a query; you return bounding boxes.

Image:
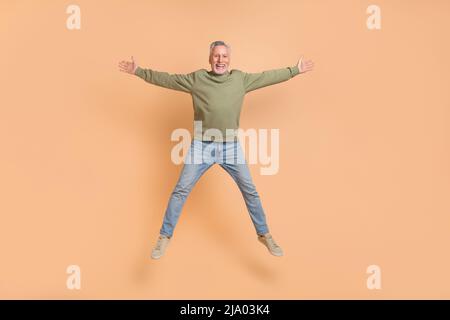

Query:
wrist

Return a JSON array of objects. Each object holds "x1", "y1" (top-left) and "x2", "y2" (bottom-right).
[{"x1": 292, "y1": 64, "x2": 300, "y2": 76}]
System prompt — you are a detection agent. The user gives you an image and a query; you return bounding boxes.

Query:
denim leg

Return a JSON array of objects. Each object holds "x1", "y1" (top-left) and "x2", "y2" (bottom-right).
[
  {"x1": 219, "y1": 142, "x2": 270, "y2": 235},
  {"x1": 160, "y1": 141, "x2": 214, "y2": 237}
]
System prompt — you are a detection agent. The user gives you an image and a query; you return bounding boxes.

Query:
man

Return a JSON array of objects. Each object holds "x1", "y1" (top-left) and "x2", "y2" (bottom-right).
[{"x1": 118, "y1": 41, "x2": 314, "y2": 259}]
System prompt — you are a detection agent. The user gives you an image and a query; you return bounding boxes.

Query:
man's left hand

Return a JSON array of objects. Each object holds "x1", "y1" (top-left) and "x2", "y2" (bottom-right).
[{"x1": 297, "y1": 56, "x2": 314, "y2": 73}]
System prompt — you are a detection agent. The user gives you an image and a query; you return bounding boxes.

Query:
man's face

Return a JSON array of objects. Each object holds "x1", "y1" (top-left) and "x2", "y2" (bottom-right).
[{"x1": 209, "y1": 45, "x2": 230, "y2": 75}]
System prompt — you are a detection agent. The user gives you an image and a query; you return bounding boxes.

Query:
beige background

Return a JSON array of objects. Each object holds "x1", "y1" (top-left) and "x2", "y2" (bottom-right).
[{"x1": 1, "y1": 0, "x2": 449, "y2": 299}]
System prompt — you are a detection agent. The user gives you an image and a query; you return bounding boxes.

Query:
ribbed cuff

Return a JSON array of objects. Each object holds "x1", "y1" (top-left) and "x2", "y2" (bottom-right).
[
  {"x1": 289, "y1": 65, "x2": 300, "y2": 77},
  {"x1": 134, "y1": 66, "x2": 142, "y2": 76}
]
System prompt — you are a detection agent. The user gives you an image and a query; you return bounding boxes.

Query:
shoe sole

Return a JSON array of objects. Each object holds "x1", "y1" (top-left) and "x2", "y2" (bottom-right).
[{"x1": 151, "y1": 253, "x2": 162, "y2": 259}]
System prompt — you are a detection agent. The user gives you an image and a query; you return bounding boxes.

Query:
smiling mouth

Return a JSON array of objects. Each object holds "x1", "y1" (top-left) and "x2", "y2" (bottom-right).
[{"x1": 215, "y1": 64, "x2": 226, "y2": 70}]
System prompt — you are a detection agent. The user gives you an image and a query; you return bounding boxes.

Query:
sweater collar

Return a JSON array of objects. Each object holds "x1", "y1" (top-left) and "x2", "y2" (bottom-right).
[{"x1": 208, "y1": 70, "x2": 230, "y2": 77}]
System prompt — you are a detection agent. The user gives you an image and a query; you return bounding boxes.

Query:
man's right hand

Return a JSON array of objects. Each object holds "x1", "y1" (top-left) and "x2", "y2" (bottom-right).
[{"x1": 118, "y1": 56, "x2": 139, "y2": 74}]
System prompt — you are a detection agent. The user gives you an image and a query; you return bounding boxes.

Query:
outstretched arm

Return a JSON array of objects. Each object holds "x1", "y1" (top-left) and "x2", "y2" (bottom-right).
[
  {"x1": 118, "y1": 56, "x2": 194, "y2": 93},
  {"x1": 243, "y1": 55, "x2": 314, "y2": 93}
]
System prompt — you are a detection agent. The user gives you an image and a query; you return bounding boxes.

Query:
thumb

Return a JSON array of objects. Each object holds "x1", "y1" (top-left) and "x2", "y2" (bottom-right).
[{"x1": 297, "y1": 56, "x2": 303, "y2": 72}]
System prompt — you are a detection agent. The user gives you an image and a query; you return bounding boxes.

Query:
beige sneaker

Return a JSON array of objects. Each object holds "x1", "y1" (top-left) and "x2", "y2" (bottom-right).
[
  {"x1": 258, "y1": 233, "x2": 283, "y2": 257},
  {"x1": 151, "y1": 234, "x2": 171, "y2": 259}
]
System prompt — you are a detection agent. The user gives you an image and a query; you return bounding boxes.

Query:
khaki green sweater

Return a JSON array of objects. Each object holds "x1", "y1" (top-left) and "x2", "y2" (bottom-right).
[{"x1": 135, "y1": 65, "x2": 300, "y2": 141}]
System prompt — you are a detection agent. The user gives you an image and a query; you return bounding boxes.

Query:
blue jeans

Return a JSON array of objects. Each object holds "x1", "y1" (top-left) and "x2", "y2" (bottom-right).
[{"x1": 160, "y1": 139, "x2": 270, "y2": 237}]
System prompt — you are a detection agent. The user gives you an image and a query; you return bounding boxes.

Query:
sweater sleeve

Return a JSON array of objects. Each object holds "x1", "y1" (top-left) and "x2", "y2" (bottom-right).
[
  {"x1": 134, "y1": 66, "x2": 195, "y2": 93},
  {"x1": 242, "y1": 65, "x2": 300, "y2": 93}
]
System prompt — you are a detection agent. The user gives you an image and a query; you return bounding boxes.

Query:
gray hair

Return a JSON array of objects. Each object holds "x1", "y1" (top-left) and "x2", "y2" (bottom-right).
[{"x1": 209, "y1": 40, "x2": 231, "y2": 56}]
